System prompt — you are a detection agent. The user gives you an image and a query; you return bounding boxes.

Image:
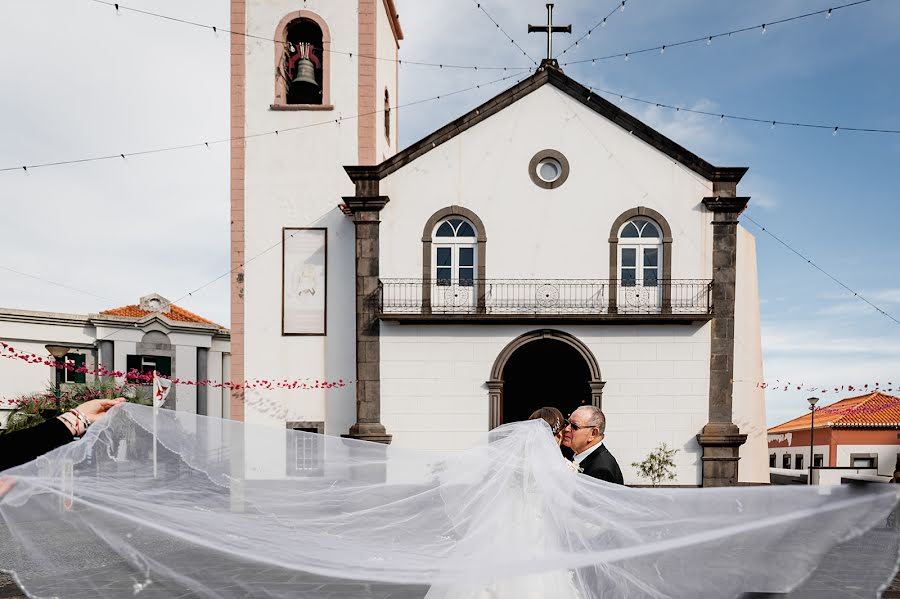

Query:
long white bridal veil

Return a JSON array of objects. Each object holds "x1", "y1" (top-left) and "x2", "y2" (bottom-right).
[{"x1": 1, "y1": 404, "x2": 898, "y2": 599}]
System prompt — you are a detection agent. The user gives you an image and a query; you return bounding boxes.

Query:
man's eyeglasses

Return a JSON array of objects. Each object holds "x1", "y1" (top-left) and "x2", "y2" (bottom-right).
[{"x1": 565, "y1": 419, "x2": 596, "y2": 432}]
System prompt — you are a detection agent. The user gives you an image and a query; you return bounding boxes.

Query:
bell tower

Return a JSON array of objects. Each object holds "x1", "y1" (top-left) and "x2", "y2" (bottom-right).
[{"x1": 229, "y1": 0, "x2": 402, "y2": 447}]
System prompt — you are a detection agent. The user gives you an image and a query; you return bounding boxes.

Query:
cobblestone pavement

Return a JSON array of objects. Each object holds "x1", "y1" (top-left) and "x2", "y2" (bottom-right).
[{"x1": 1, "y1": 527, "x2": 897, "y2": 598}]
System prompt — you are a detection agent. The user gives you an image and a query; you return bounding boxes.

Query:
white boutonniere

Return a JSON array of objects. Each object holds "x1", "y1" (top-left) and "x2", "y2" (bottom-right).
[{"x1": 567, "y1": 459, "x2": 583, "y2": 474}]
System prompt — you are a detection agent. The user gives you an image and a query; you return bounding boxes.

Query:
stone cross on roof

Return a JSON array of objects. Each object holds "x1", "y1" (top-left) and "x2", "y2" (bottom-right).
[{"x1": 528, "y1": 3, "x2": 571, "y2": 62}]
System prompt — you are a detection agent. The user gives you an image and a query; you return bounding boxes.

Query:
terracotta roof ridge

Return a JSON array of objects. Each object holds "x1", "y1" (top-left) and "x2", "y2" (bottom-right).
[{"x1": 100, "y1": 302, "x2": 218, "y2": 326}]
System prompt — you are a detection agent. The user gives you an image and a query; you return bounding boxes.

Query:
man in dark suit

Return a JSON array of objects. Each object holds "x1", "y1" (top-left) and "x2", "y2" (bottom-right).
[{"x1": 562, "y1": 405, "x2": 624, "y2": 485}]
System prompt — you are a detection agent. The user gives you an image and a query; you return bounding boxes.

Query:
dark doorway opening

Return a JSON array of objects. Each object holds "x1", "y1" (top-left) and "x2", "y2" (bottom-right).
[{"x1": 501, "y1": 339, "x2": 591, "y2": 425}]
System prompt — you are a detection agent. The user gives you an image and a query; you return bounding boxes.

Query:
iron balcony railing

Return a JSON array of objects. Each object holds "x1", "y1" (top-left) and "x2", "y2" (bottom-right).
[{"x1": 378, "y1": 279, "x2": 713, "y2": 316}]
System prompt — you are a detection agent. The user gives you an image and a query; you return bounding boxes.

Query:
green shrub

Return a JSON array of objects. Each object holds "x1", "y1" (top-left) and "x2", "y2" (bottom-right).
[
  {"x1": 2, "y1": 379, "x2": 151, "y2": 434},
  {"x1": 631, "y1": 443, "x2": 679, "y2": 487}
]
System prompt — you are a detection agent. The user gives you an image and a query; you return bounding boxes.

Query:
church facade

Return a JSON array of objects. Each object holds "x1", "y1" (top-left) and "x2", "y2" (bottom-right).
[{"x1": 230, "y1": 0, "x2": 767, "y2": 486}]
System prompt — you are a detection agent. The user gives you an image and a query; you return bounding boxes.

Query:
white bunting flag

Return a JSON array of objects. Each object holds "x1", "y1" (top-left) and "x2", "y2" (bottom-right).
[{"x1": 152, "y1": 371, "x2": 172, "y2": 408}]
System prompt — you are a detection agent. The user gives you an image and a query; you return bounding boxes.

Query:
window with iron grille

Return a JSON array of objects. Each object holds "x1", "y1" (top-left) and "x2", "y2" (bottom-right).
[{"x1": 287, "y1": 423, "x2": 324, "y2": 476}]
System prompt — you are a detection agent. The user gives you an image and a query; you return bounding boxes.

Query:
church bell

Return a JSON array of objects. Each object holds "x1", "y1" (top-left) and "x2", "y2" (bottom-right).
[
  {"x1": 290, "y1": 42, "x2": 319, "y2": 89},
  {"x1": 291, "y1": 58, "x2": 318, "y2": 88}
]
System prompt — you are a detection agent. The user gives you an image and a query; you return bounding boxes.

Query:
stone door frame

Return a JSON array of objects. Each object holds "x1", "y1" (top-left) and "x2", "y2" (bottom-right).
[{"x1": 486, "y1": 329, "x2": 605, "y2": 429}]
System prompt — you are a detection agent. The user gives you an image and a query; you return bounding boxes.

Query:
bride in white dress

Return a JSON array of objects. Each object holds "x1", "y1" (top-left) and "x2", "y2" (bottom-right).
[{"x1": 425, "y1": 407, "x2": 583, "y2": 599}]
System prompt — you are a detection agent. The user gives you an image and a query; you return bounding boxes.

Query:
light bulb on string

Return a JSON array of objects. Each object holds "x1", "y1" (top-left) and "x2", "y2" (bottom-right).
[
  {"x1": 761, "y1": 24, "x2": 767, "y2": 35},
  {"x1": 660, "y1": 45, "x2": 666, "y2": 55},
  {"x1": 719, "y1": 114, "x2": 725, "y2": 123},
  {"x1": 707, "y1": 36, "x2": 712, "y2": 46},
  {"x1": 602, "y1": 18, "x2": 607, "y2": 27},
  {"x1": 289, "y1": 43, "x2": 296, "y2": 53},
  {"x1": 620, "y1": 1, "x2": 626, "y2": 12},
  {"x1": 826, "y1": 8, "x2": 832, "y2": 19},
  {"x1": 588, "y1": 29, "x2": 592, "y2": 38},
  {"x1": 592, "y1": 59, "x2": 596, "y2": 66},
  {"x1": 833, "y1": 127, "x2": 839, "y2": 136},
  {"x1": 624, "y1": 53, "x2": 629, "y2": 61},
  {"x1": 770, "y1": 121, "x2": 776, "y2": 130}
]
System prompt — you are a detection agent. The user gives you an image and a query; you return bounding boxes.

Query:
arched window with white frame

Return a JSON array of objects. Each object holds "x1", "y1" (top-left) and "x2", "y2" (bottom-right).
[
  {"x1": 618, "y1": 217, "x2": 663, "y2": 311},
  {"x1": 434, "y1": 216, "x2": 477, "y2": 284},
  {"x1": 421, "y1": 207, "x2": 487, "y2": 314}
]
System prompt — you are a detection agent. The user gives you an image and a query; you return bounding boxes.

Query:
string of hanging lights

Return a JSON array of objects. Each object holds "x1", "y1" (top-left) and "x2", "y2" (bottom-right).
[
  {"x1": 0, "y1": 70, "x2": 528, "y2": 173},
  {"x1": 562, "y1": 0, "x2": 874, "y2": 66},
  {"x1": 740, "y1": 215, "x2": 900, "y2": 327},
  {"x1": 582, "y1": 85, "x2": 900, "y2": 136},
  {"x1": 90, "y1": 0, "x2": 530, "y2": 72},
  {"x1": 471, "y1": 1, "x2": 539, "y2": 66},
  {"x1": 555, "y1": 0, "x2": 628, "y2": 59}
]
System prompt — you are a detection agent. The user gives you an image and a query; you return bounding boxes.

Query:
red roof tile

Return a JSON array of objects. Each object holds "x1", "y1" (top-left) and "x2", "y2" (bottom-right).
[
  {"x1": 101, "y1": 304, "x2": 218, "y2": 326},
  {"x1": 768, "y1": 392, "x2": 900, "y2": 433}
]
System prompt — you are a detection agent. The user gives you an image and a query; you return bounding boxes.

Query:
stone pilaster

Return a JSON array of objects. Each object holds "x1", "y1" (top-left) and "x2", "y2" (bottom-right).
[
  {"x1": 697, "y1": 195, "x2": 749, "y2": 487},
  {"x1": 343, "y1": 196, "x2": 392, "y2": 444},
  {"x1": 99, "y1": 340, "x2": 114, "y2": 384},
  {"x1": 589, "y1": 381, "x2": 606, "y2": 410},
  {"x1": 197, "y1": 347, "x2": 209, "y2": 416},
  {"x1": 487, "y1": 380, "x2": 503, "y2": 429}
]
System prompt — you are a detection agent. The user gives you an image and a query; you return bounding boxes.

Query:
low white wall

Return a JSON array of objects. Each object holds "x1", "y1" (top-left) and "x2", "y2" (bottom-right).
[
  {"x1": 836, "y1": 444, "x2": 900, "y2": 476},
  {"x1": 814, "y1": 468, "x2": 880, "y2": 485}
]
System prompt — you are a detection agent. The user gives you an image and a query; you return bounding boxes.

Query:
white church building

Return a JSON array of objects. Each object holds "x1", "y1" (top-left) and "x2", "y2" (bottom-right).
[{"x1": 230, "y1": 0, "x2": 767, "y2": 486}]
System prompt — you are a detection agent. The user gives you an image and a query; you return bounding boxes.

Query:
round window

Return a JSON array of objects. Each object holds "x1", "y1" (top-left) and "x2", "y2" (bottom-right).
[
  {"x1": 528, "y1": 150, "x2": 569, "y2": 189},
  {"x1": 537, "y1": 158, "x2": 562, "y2": 183}
]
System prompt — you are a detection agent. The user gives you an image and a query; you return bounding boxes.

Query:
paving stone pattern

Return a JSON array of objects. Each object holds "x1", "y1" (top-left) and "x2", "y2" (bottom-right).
[{"x1": 1, "y1": 526, "x2": 897, "y2": 598}]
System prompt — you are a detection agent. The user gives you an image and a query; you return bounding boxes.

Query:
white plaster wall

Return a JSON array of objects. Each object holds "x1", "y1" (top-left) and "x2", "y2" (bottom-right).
[
  {"x1": 769, "y1": 444, "x2": 829, "y2": 471},
  {"x1": 242, "y1": 0, "x2": 364, "y2": 436},
  {"x1": 771, "y1": 447, "x2": 795, "y2": 470},
  {"x1": 175, "y1": 346, "x2": 198, "y2": 413},
  {"x1": 812, "y1": 443, "x2": 830, "y2": 466},
  {"x1": 168, "y1": 332, "x2": 213, "y2": 349},
  {"x1": 0, "y1": 320, "x2": 95, "y2": 348},
  {"x1": 379, "y1": 85, "x2": 714, "y2": 283},
  {"x1": 836, "y1": 444, "x2": 900, "y2": 476},
  {"x1": 376, "y1": 4, "x2": 398, "y2": 161},
  {"x1": 381, "y1": 323, "x2": 710, "y2": 485},
  {"x1": 0, "y1": 333, "x2": 90, "y2": 401},
  {"x1": 733, "y1": 227, "x2": 768, "y2": 482},
  {"x1": 112, "y1": 340, "x2": 138, "y2": 377},
  {"x1": 816, "y1": 468, "x2": 879, "y2": 485},
  {"x1": 0, "y1": 320, "x2": 95, "y2": 426}
]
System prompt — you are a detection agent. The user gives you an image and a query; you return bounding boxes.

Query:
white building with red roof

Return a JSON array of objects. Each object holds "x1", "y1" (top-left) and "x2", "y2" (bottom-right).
[
  {"x1": 0, "y1": 293, "x2": 230, "y2": 427},
  {"x1": 768, "y1": 392, "x2": 900, "y2": 483}
]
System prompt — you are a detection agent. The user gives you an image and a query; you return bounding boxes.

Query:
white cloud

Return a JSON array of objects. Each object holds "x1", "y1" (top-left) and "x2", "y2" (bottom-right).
[{"x1": 761, "y1": 322, "x2": 900, "y2": 426}]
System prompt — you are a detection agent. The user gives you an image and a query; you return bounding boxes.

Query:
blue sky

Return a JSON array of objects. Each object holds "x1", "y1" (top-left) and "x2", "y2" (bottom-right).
[{"x1": 1, "y1": 1, "x2": 898, "y2": 427}]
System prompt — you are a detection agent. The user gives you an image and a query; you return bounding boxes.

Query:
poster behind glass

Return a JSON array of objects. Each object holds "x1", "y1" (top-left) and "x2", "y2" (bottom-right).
[{"x1": 282, "y1": 228, "x2": 326, "y2": 335}]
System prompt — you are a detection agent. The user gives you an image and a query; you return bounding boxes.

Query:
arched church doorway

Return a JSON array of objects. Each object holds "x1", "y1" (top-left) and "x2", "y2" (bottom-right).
[
  {"x1": 502, "y1": 339, "x2": 590, "y2": 423},
  {"x1": 487, "y1": 330, "x2": 604, "y2": 429}
]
